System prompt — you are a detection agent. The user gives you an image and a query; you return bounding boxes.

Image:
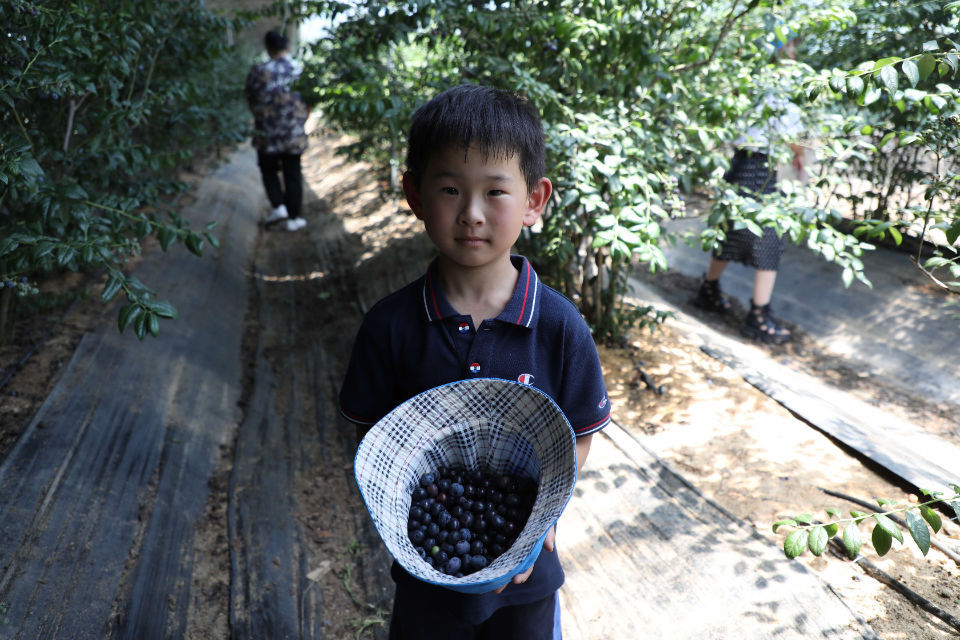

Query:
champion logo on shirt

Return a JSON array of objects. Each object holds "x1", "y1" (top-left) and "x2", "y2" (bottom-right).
[
  {"x1": 598, "y1": 396, "x2": 608, "y2": 409},
  {"x1": 517, "y1": 373, "x2": 534, "y2": 385},
  {"x1": 469, "y1": 362, "x2": 481, "y2": 374}
]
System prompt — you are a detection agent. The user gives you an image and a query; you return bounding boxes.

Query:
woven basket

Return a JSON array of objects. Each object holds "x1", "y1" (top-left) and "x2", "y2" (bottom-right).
[{"x1": 354, "y1": 377, "x2": 577, "y2": 594}]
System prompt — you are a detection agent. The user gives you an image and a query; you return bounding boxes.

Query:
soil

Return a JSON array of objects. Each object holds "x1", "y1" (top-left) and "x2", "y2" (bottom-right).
[{"x1": 2, "y1": 131, "x2": 958, "y2": 639}]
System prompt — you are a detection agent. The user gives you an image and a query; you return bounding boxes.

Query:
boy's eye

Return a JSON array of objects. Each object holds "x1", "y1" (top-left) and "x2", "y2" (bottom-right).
[
  {"x1": 441, "y1": 187, "x2": 459, "y2": 195},
  {"x1": 488, "y1": 189, "x2": 505, "y2": 197}
]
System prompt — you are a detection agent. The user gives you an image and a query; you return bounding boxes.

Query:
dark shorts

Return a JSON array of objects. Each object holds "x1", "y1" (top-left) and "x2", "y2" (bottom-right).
[
  {"x1": 714, "y1": 149, "x2": 785, "y2": 270},
  {"x1": 388, "y1": 589, "x2": 560, "y2": 640}
]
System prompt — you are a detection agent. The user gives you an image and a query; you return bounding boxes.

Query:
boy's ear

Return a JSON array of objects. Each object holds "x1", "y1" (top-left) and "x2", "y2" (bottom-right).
[
  {"x1": 402, "y1": 171, "x2": 424, "y2": 220},
  {"x1": 523, "y1": 177, "x2": 552, "y2": 226}
]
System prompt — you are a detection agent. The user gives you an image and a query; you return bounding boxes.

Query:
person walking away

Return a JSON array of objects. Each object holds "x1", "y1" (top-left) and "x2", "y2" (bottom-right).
[
  {"x1": 692, "y1": 35, "x2": 805, "y2": 344},
  {"x1": 244, "y1": 30, "x2": 309, "y2": 231}
]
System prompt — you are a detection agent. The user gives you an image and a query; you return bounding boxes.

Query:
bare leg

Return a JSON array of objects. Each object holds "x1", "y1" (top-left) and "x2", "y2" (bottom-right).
[
  {"x1": 752, "y1": 270, "x2": 777, "y2": 306},
  {"x1": 706, "y1": 257, "x2": 729, "y2": 281}
]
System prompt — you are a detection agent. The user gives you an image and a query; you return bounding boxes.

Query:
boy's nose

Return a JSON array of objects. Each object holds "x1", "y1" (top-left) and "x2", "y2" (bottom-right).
[{"x1": 457, "y1": 198, "x2": 484, "y2": 225}]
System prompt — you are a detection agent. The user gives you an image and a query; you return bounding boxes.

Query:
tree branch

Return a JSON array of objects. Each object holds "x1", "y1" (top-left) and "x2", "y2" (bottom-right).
[{"x1": 670, "y1": 0, "x2": 761, "y2": 74}]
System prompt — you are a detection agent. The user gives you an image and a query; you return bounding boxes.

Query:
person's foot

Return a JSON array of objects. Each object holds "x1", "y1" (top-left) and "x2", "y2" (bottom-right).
[
  {"x1": 691, "y1": 278, "x2": 732, "y2": 313},
  {"x1": 284, "y1": 217, "x2": 307, "y2": 231},
  {"x1": 266, "y1": 204, "x2": 289, "y2": 225},
  {"x1": 740, "y1": 300, "x2": 791, "y2": 344}
]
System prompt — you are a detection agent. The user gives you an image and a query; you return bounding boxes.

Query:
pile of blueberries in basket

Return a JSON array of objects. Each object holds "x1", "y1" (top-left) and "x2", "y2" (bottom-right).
[{"x1": 407, "y1": 466, "x2": 537, "y2": 577}]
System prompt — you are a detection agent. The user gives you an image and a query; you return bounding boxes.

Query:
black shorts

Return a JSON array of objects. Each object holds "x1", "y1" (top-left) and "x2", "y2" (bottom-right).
[
  {"x1": 714, "y1": 149, "x2": 785, "y2": 270},
  {"x1": 388, "y1": 590, "x2": 560, "y2": 640}
]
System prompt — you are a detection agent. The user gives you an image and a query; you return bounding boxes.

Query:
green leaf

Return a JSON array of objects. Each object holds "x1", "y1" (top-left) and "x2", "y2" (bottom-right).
[
  {"x1": 922, "y1": 40, "x2": 939, "y2": 52},
  {"x1": 842, "y1": 523, "x2": 862, "y2": 558},
  {"x1": 158, "y1": 227, "x2": 176, "y2": 251},
  {"x1": 808, "y1": 526, "x2": 829, "y2": 556},
  {"x1": 793, "y1": 513, "x2": 814, "y2": 525},
  {"x1": 901, "y1": 59, "x2": 919, "y2": 87},
  {"x1": 772, "y1": 519, "x2": 797, "y2": 533},
  {"x1": 118, "y1": 303, "x2": 142, "y2": 333},
  {"x1": 905, "y1": 510, "x2": 930, "y2": 556},
  {"x1": 873, "y1": 513, "x2": 903, "y2": 543},
  {"x1": 147, "y1": 300, "x2": 178, "y2": 319},
  {"x1": 872, "y1": 524, "x2": 893, "y2": 556},
  {"x1": 101, "y1": 275, "x2": 123, "y2": 303},
  {"x1": 917, "y1": 54, "x2": 937, "y2": 81},
  {"x1": 784, "y1": 529, "x2": 809, "y2": 558},
  {"x1": 148, "y1": 313, "x2": 160, "y2": 338},
  {"x1": 879, "y1": 65, "x2": 898, "y2": 93},
  {"x1": 825, "y1": 508, "x2": 842, "y2": 518},
  {"x1": 185, "y1": 233, "x2": 204, "y2": 256},
  {"x1": 850, "y1": 510, "x2": 868, "y2": 523},
  {"x1": 846, "y1": 75, "x2": 864, "y2": 96},
  {"x1": 824, "y1": 522, "x2": 839, "y2": 538},
  {"x1": 134, "y1": 311, "x2": 149, "y2": 340}
]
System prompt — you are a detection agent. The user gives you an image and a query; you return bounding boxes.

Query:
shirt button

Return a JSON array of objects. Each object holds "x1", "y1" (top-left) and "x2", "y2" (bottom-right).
[
  {"x1": 469, "y1": 362, "x2": 481, "y2": 374},
  {"x1": 458, "y1": 322, "x2": 470, "y2": 333}
]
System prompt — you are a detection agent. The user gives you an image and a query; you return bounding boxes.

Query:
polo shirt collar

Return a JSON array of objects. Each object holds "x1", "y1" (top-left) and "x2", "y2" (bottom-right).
[{"x1": 420, "y1": 255, "x2": 541, "y2": 328}]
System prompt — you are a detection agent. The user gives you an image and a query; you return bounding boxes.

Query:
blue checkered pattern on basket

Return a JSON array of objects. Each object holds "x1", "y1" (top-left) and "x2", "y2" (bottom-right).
[{"x1": 354, "y1": 378, "x2": 577, "y2": 593}]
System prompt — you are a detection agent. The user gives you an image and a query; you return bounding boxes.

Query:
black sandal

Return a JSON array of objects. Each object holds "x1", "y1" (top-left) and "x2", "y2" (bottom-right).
[
  {"x1": 692, "y1": 278, "x2": 732, "y2": 313},
  {"x1": 741, "y1": 300, "x2": 791, "y2": 344}
]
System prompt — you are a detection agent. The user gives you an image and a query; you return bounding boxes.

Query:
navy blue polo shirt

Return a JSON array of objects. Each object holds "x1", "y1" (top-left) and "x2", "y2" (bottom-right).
[{"x1": 339, "y1": 255, "x2": 610, "y2": 622}]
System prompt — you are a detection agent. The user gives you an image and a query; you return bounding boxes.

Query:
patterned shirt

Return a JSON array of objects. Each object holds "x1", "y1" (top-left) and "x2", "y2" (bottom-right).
[{"x1": 244, "y1": 56, "x2": 308, "y2": 155}]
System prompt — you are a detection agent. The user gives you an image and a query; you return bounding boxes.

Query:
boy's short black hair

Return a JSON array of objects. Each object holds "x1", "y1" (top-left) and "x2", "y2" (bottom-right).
[
  {"x1": 405, "y1": 85, "x2": 546, "y2": 192},
  {"x1": 265, "y1": 30, "x2": 288, "y2": 54}
]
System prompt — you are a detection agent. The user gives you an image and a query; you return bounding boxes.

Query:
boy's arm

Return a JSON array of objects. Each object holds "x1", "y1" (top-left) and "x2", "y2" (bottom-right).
[{"x1": 575, "y1": 433, "x2": 593, "y2": 475}]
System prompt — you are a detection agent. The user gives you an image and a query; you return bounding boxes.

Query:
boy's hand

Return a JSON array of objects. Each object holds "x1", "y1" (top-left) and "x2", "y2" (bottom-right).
[{"x1": 492, "y1": 526, "x2": 556, "y2": 594}]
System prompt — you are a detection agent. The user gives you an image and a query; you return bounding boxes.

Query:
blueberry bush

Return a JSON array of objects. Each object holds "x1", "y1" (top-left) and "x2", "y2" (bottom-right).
[
  {"x1": 284, "y1": 0, "x2": 960, "y2": 342},
  {"x1": 774, "y1": 483, "x2": 960, "y2": 561},
  {"x1": 0, "y1": 0, "x2": 252, "y2": 342}
]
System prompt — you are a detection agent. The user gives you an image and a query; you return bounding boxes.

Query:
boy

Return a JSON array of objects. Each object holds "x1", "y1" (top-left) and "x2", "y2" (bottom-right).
[
  {"x1": 339, "y1": 84, "x2": 610, "y2": 639},
  {"x1": 244, "y1": 30, "x2": 309, "y2": 231}
]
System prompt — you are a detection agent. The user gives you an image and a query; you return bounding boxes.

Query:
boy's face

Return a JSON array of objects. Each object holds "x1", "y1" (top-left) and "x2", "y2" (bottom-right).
[{"x1": 403, "y1": 145, "x2": 551, "y2": 272}]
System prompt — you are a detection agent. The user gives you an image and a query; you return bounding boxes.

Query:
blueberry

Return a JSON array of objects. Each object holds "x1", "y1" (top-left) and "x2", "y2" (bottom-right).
[
  {"x1": 410, "y1": 529, "x2": 425, "y2": 544},
  {"x1": 421, "y1": 512, "x2": 432, "y2": 525},
  {"x1": 450, "y1": 505, "x2": 464, "y2": 518},
  {"x1": 409, "y1": 506, "x2": 425, "y2": 520},
  {"x1": 503, "y1": 521, "x2": 516, "y2": 536},
  {"x1": 490, "y1": 543, "x2": 504, "y2": 556},
  {"x1": 437, "y1": 512, "x2": 452, "y2": 529},
  {"x1": 471, "y1": 555, "x2": 488, "y2": 570},
  {"x1": 449, "y1": 482, "x2": 464, "y2": 497},
  {"x1": 429, "y1": 503, "x2": 443, "y2": 518},
  {"x1": 437, "y1": 491, "x2": 447, "y2": 504},
  {"x1": 445, "y1": 557, "x2": 461, "y2": 574},
  {"x1": 464, "y1": 484, "x2": 475, "y2": 497},
  {"x1": 424, "y1": 537, "x2": 436, "y2": 549},
  {"x1": 505, "y1": 493, "x2": 520, "y2": 507},
  {"x1": 488, "y1": 490, "x2": 503, "y2": 504},
  {"x1": 407, "y1": 519, "x2": 421, "y2": 531},
  {"x1": 471, "y1": 500, "x2": 486, "y2": 513},
  {"x1": 448, "y1": 530, "x2": 460, "y2": 543},
  {"x1": 436, "y1": 530, "x2": 449, "y2": 543},
  {"x1": 494, "y1": 533, "x2": 507, "y2": 545},
  {"x1": 454, "y1": 540, "x2": 470, "y2": 555},
  {"x1": 437, "y1": 478, "x2": 451, "y2": 492},
  {"x1": 422, "y1": 497, "x2": 436, "y2": 510},
  {"x1": 458, "y1": 528, "x2": 471, "y2": 542},
  {"x1": 436, "y1": 550, "x2": 448, "y2": 564},
  {"x1": 425, "y1": 556, "x2": 435, "y2": 567},
  {"x1": 446, "y1": 518, "x2": 460, "y2": 532},
  {"x1": 440, "y1": 543, "x2": 454, "y2": 556},
  {"x1": 420, "y1": 473, "x2": 435, "y2": 487},
  {"x1": 412, "y1": 487, "x2": 427, "y2": 501},
  {"x1": 490, "y1": 514, "x2": 505, "y2": 530},
  {"x1": 471, "y1": 540, "x2": 484, "y2": 555},
  {"x1": 416, "y1": 546, "x2": 427, "y2": 559},
  {"x1": 427, "y1": 522, "x2": 440, "y2": 537},
  {"x1": 460, "y1": 512, "x2": 474, "y2": 529}
]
